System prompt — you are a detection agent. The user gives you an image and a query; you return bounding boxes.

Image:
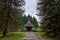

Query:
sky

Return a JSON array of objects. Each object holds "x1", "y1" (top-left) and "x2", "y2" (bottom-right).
[{"x1": 24, "y1": 0, "x2": 39, "y2": 22}]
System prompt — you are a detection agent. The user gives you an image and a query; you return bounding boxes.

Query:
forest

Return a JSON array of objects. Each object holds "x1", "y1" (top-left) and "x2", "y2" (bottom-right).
[
  {"x1": 0, "y1": 0, "x2": 60, "y2": 40},
  {"x1": 37, "y1": 0, "x2": 60, "y2": 40}
]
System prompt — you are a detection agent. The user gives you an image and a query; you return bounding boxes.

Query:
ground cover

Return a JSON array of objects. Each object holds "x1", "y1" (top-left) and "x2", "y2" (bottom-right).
[
  {"x1": 38, "y1": 32, "x2": 54, "y2": 40},
  {"x1": 0, "y1": 32, "x2": 25, "y2": 40}
]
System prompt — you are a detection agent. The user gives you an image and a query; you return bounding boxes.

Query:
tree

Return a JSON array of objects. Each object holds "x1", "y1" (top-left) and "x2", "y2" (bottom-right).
[
  {"x1": 32, "y1": 17, "x2": 38, "y2": 27},
  {"x1": 21, "y1": 15, "x2": 38, "y2": 27},
  {"x1": 37, "y1": 0, "x2": 60, "y2": 38},
  {"x1": 0, "y1": 0, "x2": 25, "y2": 37}
]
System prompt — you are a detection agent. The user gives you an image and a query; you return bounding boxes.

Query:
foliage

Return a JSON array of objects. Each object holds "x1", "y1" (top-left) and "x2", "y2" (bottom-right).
[
  {"x1": 0, "y1": 32, "x2": 25, "y2": 40},
  {"x1": 37, "y1": 0, "x2": 60, "y2": 38},
  {"x1": 32, "y1": 17, "x2": 38, "y2": 27},
  {"x1": 0, "y1": 0, "x2": 25, "y2": 37},
  {"x1": 32, "y1": 27, "x2": 40, "y2": 32},
  {"x1": 39, "y1": 32, "x2": 54, "y2": 40},
  {"x1": 22, "y1": 15, "x2": 38, "y2": 27}
]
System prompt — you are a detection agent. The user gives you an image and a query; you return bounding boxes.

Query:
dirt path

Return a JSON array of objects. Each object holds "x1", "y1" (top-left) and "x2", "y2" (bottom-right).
[{"x1": 21, "y1": 32, "x2": 46, "y2": 40}]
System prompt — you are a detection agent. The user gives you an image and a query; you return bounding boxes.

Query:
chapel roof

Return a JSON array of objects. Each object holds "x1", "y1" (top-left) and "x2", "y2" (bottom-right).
[{"x1": 24, "y1": 20, "x2": 34, "y2": 27}]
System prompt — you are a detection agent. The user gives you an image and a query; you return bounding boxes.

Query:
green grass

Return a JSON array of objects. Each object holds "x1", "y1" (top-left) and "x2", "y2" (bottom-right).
[
  {"x1": 0, "y1": 32, "x2": 25, "y2": 40},
  {"x1": 32, "y1": 27, "x2": 41, "y2": 32},
  {"x1": 38, "y1": 32, "x2": 54, "y2": 40}
]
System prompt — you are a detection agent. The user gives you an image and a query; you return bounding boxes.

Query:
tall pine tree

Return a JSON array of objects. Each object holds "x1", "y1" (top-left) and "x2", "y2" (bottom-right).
[
  {"x1": 0, "y1": 0, "x2": 25, "y2": 37},
  {"x1": 37, "y1": 0, "x2": 60, "y2": 38}
]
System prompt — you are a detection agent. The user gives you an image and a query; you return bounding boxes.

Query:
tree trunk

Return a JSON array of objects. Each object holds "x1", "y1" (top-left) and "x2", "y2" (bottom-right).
[
  {"x1": 2, "y1": 27, "x2": 8, "y2": 37},
  {"x1": 2, "y1": 13, "x2": 9, "y2": 37},
  {"x1": 2, "y1": 7, "x2": 10, "y2": 37}
]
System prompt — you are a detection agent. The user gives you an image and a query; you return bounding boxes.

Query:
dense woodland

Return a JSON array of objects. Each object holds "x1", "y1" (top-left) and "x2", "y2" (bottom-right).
[
  {"x1": 0, "y1": 0, "x2": 38, "y2": 37},
  {"x1": 0, "y1": 0, "x2": 25, "y2": 37},
  {"x1": 0, "y1": 0, "x2": 60, "y2": 40},
  {"x1": 37, "y1": 0, "x2": 60, "y2": 40}
]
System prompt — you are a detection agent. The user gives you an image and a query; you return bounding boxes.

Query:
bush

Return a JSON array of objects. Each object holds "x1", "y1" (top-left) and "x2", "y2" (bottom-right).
[
  {"x1": 20, "y1": 27, "x2": 27, "y2": 32},
  {"x1": 32, "y1": 27, "x2": 40, "y2": 32}
]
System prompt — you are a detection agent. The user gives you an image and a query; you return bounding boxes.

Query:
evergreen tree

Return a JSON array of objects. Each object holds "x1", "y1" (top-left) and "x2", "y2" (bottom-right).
[
  {"x1": 22, "y1": 15, "x2": 38, "y2": 27},
  {"x1": 32, "y1": 17, "x2": 38, "y2": 27},
  {"x1": 0, "y1": 0, "x2": 25, "y2": 37},
  {"x1": 37, "y1": 0, "x2": 60, "y2": 38}
]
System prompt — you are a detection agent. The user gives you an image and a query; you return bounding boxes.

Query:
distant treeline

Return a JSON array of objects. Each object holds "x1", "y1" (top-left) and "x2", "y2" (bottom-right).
[{"x1": 21, "y1": 15, "x2": 38, "y2": 27}]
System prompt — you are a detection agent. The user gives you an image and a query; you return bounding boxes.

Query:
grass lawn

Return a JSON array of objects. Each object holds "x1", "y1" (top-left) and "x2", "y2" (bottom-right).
[
  {"x1": 38, "y1": 32, "x2": 54, "y2": 40},
  {"x1": 0, "y1": 32, "x2": 25, "y2": 40}
]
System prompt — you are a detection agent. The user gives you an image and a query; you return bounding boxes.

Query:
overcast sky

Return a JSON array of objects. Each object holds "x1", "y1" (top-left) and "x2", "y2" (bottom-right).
[{"x1": 24, "y1": 0, "x2": 39, "y2": 22}]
